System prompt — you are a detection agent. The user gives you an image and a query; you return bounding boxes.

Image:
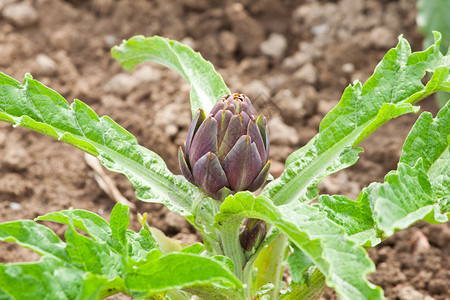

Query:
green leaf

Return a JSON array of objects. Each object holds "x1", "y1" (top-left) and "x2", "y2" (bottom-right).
[
  {"x1": 127, "y1": 229, "x2": 159, "y2": 262},
  {"x1": 111, "y1": 35, "x2": 230, "y2": 116},
  {"x1": 0, "y1": 256, "x2": 125, "y2": 300},
  {"x1": 263, "y1": 32, "x2": 449, "y2": 205},
  {"x1": 0, "y1": 221, "x2": 69, "y2": 262},
  {"x1": 36, "y1": 209, "x2": 124, "y2": 253},
  {"x1": 287, "y1": 245, "x2": 313, "y2": 286},
  {"x1": 317, "y1": 192, "x2": 381, "y2": 247},
  {"x1": 369, "y1": 101, "x2": 450, "y2": 237},
  {"x1": 125, "y1": 253, "x2": 243, "y2": 296},
  {"x1": 318, "y1": 194, "x2": 374, "y2": 236},
  {"x1": 36, "y1": 206, "x2": 158, "y2": 261},
  {"x1": 2, "y1": 207, "x2": 238, "y2": 299},
  {"x1": 216, "y1": 192, "x2": 383, "y2": 300},
  {"x1": 399, "y1": 100, "x2": 450, "y2": 196},
  {"x1": 0, "y1": 72, "x2": 202, "y2": 216},
  {"x1": 181, "y1": 243, "x2": 205, "y2": 254},
  {"x1": 64, "y1": 222, "x2": 124, "y2": 279},
  {"x1": 110, "y1": 203, "x2": 129, "y2": 246},
  {"x1": 319, "y1": 102, "x2": 450, "y2": 243}
]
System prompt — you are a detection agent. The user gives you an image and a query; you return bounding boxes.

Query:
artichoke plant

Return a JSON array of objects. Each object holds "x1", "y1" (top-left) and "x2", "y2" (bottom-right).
[{"x1": 178, "y1": 93, "x2": 271, "y2": 200}]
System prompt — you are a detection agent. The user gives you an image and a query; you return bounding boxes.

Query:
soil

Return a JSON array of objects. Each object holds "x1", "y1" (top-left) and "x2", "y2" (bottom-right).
[{"x1": 0, "y1": 0, "x2": 448, "y2": 299}]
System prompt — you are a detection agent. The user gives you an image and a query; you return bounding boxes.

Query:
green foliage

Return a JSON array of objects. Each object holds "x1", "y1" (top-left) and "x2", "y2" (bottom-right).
[
  {"x1": 0, "y1": 72, "x2": 202, "y2": 216},
  {"x1": 263, "y1": 32, "x2": 448, "y2": 205},
  {"x1": 0, "y1": 205, "x2": 242, "y2": 299},
  {"x1": 0, "y1": 32, "x2": 449, "y2": 299},
  {"x1": 369, "y1": 100, "x2": 450, "y2": 236},
  {"x1": 319, "y1": 101, "x2": 449, "y2": 244},
  {"x1": 216, "y1": 192, "x2": 383, "y2": 300},
  {"x1": 111, "y1": 35, "x2": 230, "y2": 117}
]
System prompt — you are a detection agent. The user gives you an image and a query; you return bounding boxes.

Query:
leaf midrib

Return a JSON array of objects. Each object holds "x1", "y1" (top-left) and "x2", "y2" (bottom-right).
[{"x1": 271, "y1": 126, "x2": 365, "y2": 205}]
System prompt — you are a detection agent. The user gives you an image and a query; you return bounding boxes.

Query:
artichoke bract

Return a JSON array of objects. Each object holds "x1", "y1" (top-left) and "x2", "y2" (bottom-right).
[{"x1": 178, "y1": 93, "x2": 271, "y2": 200}]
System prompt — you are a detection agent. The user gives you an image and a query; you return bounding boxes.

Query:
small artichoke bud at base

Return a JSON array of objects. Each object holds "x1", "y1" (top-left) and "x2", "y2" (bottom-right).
[
  {"x1": 178, "y1": 93, "x2": 271, "y2": 200},
  {"x1": 239, "y1": 218, "x2": 267, "y2": 252}
]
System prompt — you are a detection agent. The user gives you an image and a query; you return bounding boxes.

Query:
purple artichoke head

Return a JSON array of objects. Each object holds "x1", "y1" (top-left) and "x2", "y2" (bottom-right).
[{"x1": 178, "y1": 93, "x2": 271, "y2": 200}]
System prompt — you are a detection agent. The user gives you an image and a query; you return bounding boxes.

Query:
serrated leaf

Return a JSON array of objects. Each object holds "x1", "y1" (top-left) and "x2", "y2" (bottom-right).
[
  {"x1": 0, "y1": 72, "x2": 203, "y2": 216},
  {"x1": 368, "y1": 163, "x2": 445, "y2": 237},
  {"x1": 64, "y1": 223, "x2": 124, "y2": 279},
  {"x1": 0, "y1": 221, "x2": 69, "y2": 262},
  {"x1": 127, "y1": 229, "x2": 159, "y2": 263},
  {"x1": 0, "y1": 256, "x2": 125, "y2": 300},
  {"x1": 110, "y1": 203, "x2": 129, "y2": 246},
  {"x1": 111, "y1": 35, "x2": 230, "y2": 116},
  {"x1": 319, "y1": 102, "x2": 450, "y2": 243},
  {"x1": 263, "y1": 33, "x2": 449, "y2": 205},
  {"x1": 2, "y1": 206, "x2": 236, "y2": 299},
  {"x1": 216, "y1": 192, "x2": 383, "y2": 300},
  {"x1": 126, "y1": 253, "x2": 243, "y2": 296},
  {"x1": 36, "y1": 209, "x2": 124, "y2": 253},
  {"x1": 399, "y1": 100, "x2": 450, "y2": 197},
  {"x1": 318, "y1": 194, "x2": 374, "y2": 236},
  {"x1": 369, "y1": 101, "x2": 450, "y2": 237}
]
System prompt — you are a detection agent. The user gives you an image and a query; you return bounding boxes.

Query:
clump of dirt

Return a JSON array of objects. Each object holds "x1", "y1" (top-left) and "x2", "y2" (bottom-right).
[{"x1": 0, "y1": 0, "x2": 448, "y2": 299}]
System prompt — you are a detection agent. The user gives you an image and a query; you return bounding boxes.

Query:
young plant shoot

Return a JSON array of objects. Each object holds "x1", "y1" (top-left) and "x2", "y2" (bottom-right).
[{"x1": 0, "y1": 32, "x2": 448, "y2": 300}]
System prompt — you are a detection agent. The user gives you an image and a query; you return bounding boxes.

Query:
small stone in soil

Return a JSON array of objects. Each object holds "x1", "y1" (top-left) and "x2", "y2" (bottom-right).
[
  {"x1": 397, "y1": 285, "x2": 424, "y2": 300},
  {"x1": 293, "y1": 63, "x2": 317, "y2": 84},
  {"x1": 260, "y1": 33, "x2": 287, "y2": 59},
  {"x1": 35, "y1": 54, "x2": 57, "y2": 76},
  {"x1": 268, "y1": 115, "x2": 300, "y2": 146},
  {"x1": 9, "y1": 202, "x2": 21, "y2": 211},
  {"x1": 2, "y1": 2, "x2": 38, "y2": 27}
]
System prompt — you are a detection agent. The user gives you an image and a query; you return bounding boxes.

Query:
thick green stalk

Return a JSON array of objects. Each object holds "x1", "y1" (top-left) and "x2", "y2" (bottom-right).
[{"x1": 220, "y1": 226, "x2": 246, "y2": 280}]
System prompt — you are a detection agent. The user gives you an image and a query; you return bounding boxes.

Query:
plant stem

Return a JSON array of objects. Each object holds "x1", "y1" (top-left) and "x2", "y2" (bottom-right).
[
  {"x1": 220, "y1": 224, "x2": 246, "y2": 280},
  {"x1": 253, "y1": 234, "x2": 289, "y2": 299}
]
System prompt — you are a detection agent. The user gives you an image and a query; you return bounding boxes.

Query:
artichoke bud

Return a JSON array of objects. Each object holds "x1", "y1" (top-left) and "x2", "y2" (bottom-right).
[
  {"x1": 178, "y1": 93, "x2": 271, "y2": 200},
  {"x1": 239, "y1": 218, "x2": 267, "y2": 252}
]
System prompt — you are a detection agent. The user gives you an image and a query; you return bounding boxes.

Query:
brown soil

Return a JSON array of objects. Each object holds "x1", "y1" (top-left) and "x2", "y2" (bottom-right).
[{"x1": 0, "y1": 0, "x2": 448, "y2": 299}]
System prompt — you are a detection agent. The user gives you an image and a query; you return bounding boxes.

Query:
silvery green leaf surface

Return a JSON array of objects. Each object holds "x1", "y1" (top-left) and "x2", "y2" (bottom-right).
[
  {"x1": 0, "y1": 72, "x2": 202, "y2": 216},
  {"x1": 369, "y1": 101, "x2": 450, "y2": 237},
  {"x1": 126, "y1": 253, "x2": 243, "y2": 297},
  {"x1": 216, "y1": 192, "x2": 383, "y2": 300},
  {"x1": 317, "y1": 191, "x2": 381, "y2": 247},
  {"x1": 64, "y1": 223, "x2": 124, "y2": 279},
  {"x1": 36, "y1": 209, "x2": 124, "y2": 253},
  {"x1": 263, "y1": 32, "x2": 449, "y2": 205},
  {"x1": 0, "y1": 256, "x2": 125, "y2": 300},
  {"x1": 319, "y1": 101, "x2": 449, "y2": 242},
  {"x1": 319, "y1": 103, "x2": 450, "y2": 243},
  {"x1": 111, "y1": 35, "x2": 230, "y2": 116},
  {"x1": 0, "y1": 221, "x2": 69, "y2": 261},
  {"x1": 0, "y1": 204, "x2": 242, "y2": 299}
]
